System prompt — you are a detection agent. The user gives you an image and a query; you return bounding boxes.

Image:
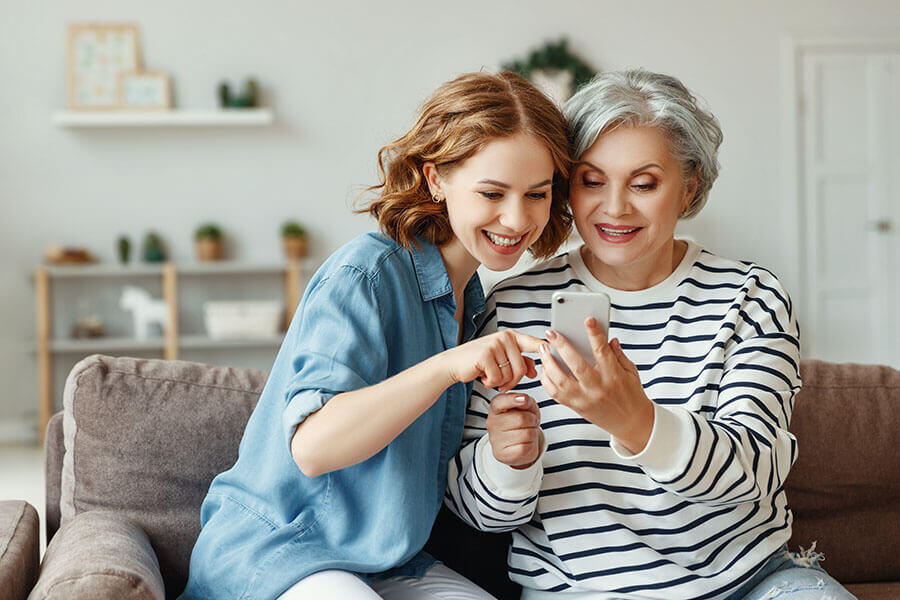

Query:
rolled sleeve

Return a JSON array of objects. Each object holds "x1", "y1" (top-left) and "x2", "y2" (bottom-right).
[
  {"x1": 278, "y1": 266, "x2": 389, "y2": 450},
  {"x1": 476, "y1": 432, "x2": 546, "y2": 498}
]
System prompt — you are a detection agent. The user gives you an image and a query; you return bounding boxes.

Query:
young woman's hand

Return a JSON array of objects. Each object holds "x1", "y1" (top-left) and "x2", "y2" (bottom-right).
[
  {"x1": 444, "y1": 330, "x2": 543, "y2": 393},
  {"x1": 538, "y1": 318, "x2": 654, "y2": 454},
  {"x1": 486, "y1": 393, "x2": 543, "y2": 469}
]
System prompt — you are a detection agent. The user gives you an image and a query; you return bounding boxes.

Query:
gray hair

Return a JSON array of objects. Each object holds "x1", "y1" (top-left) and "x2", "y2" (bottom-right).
[{"x1": 563, "y1": 69, "x2": 723, "y2": 218}]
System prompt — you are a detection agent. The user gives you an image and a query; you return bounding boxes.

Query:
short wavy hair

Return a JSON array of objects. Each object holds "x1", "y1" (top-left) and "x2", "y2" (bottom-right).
[
  {"x1": 563, "y1": 69, "x2": 723, "y2": 218},
  {"x1": 360, "y1": 71, "x2": 573, "y2": 259}
]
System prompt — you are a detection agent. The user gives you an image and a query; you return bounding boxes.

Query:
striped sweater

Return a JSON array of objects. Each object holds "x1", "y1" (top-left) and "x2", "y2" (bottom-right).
[{"x1": 446, "y1": 241, "x2": 801, "y2": 600}]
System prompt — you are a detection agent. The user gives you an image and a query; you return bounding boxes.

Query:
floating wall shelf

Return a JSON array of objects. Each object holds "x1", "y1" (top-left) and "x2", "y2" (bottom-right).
[{"x1": 52, "y1": 108, "x2": 274, "y2": 127}]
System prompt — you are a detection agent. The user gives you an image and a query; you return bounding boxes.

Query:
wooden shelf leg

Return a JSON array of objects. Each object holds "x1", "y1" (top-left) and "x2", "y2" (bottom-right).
[
  {"x1": 162, "y1": 262, "x2": 179, "y2": 360},
  {"x1": 285, "y1": 260, "x2": 302, "y2": 330},
  {"x1": 35, "y1": 268, "x2": 52, "y2": 445}
]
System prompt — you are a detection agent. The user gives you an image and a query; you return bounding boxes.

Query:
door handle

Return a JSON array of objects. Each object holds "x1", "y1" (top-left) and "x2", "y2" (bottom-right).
[{"x1": 867, "y1": 219, "x2": 893, "y2": 233}]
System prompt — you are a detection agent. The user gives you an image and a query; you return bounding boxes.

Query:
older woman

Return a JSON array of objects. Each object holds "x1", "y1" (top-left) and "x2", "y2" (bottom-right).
[{"x1": 447, "y1": 70, "x2": 855, "y2": 599}]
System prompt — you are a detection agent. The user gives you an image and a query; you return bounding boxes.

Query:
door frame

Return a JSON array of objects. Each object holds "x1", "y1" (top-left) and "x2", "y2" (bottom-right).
[{"x1": 780, "y1": 35, "x2": 900, "y2": 358}]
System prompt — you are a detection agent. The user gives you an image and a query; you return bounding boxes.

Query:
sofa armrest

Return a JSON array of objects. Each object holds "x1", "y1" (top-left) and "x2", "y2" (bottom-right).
[
  {"x1": 29, "y1": 511, "x2": 164, "y2": 600},
  {"x1": 0, "y1": 500, "x2": 39, "y2": 600}
]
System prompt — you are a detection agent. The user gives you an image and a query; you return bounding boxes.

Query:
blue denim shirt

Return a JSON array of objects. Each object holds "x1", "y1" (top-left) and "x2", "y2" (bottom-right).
[{"x1": 179, "y1": 232, "x2": 485, "y2": 600}]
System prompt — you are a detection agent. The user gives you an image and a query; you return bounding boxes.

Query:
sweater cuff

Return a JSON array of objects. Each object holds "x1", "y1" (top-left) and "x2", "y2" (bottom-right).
[
  {"x1": 611, "y1": 403, "x2": 696, "y2": 482},
  {"x1": 475, "y1": 433, "x2": 546, "y2": 498}
]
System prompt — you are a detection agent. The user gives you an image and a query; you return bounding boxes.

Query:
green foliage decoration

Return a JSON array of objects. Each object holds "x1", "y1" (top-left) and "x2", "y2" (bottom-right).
[{"x1": 501, "y1": 38, "x2": 596, "y2": 91}]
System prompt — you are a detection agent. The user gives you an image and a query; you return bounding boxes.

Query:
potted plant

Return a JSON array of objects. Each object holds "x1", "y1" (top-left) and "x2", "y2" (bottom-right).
[
  {"x1": 195, "y1": 223, "x2": 224, "y2": 261},
  {"x1": 281, "y1": 220, "x2": 308, "y2": 259}
]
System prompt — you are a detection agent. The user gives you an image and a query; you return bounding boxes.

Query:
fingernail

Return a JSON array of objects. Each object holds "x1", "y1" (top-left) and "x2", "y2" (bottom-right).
[
  {"x1": 515, "y1": 395, "x2": 526, "y2": 404},
  {"x1": 586, "y1": 317, "x2": 596, "y2": 327},
  {"x1": 539, "y1": 343, "x2": 548, "y2": 354},
  {"x1": 545, "y1": 329, "x2": 557, "y2": 340}
]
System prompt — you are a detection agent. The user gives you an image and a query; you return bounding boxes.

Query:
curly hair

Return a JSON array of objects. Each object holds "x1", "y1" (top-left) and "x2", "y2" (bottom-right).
[{"x1": 359, "y1": 71, "x2": 573, "y2": 259}]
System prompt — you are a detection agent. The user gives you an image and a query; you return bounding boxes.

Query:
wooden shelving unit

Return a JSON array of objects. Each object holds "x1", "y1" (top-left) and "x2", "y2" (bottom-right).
[{"x1": 33, "y1": 259, "x2": 309, "y2": 442}]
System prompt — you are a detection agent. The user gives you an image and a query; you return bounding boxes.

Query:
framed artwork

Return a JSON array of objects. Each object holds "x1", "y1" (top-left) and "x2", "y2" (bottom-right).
[
  {"x1": 67, "y1": 23, "x2": 141, "y2": 109},
  {"x1": 119, "y1": 70, "x2": 171, "y2": 109}
]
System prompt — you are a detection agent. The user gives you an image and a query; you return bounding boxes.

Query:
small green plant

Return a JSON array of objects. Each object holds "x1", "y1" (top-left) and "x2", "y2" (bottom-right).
[
  {"x1": 143, "y1": 231, "x2": 166, "y2": 262},
  {"x1": 117, "y1": 235, "x2": 131, "y2": 264},
  {"x1": 195, "y1": 223, "x2": 223, "y2": 240},
  {"x1": 281, "y1": 220, "x2": 307, "y2": 238}
]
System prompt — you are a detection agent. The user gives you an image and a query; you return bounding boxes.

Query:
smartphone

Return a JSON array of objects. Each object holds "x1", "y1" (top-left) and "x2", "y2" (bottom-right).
[{"x1": 548, "y1": 291, "x2": 611, "y2": 376}]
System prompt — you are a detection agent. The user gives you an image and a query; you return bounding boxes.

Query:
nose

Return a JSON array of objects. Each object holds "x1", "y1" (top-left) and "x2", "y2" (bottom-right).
[
  {"x1": 498, "y1": 197, "x2": 532, "y2": 232},
  {"x1": 604, "y1": 184, "x2": 631, "y2": 218}
]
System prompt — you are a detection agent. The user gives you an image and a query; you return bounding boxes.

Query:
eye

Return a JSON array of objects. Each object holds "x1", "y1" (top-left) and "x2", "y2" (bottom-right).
[
  {"x1": 631, "y1": 177, "x2": 657, "y2": 192},
  {"x1": 526, "y1": 192, "x2": 548, "y2": 201},
  {"x1": 581, "y1": 177, "x2": 604, "y2": 188},
  {"x1": 479, "y1": 191, "x2": 503, "y2": 200}
]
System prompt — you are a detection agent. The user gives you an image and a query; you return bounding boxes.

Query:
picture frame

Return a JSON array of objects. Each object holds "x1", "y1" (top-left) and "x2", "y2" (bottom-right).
[
  {"x1": 119, "y1": 70, "x2": 171, "y2": 109},
  {"x1": 67, "y1": 23, "x2": 141, "y2": 110}
]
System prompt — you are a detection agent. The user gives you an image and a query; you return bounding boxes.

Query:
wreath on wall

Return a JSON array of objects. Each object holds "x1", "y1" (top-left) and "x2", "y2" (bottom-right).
[{"x1": 502, "y1": 38, "x2": 596, "y2": 103}]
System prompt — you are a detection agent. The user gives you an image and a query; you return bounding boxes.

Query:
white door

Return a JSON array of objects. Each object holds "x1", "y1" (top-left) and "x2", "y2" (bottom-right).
[{"x1": 800, "y1": 49, "x2": 900, "y2": 367}]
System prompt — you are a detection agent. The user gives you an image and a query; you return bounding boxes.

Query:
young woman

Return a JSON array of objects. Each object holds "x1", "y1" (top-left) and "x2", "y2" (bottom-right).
[
  {"x1": 179, "y1": 71, "x2": 573, "y2": 600},
  {"x1": 448, "y1": 69, "x2": 856, "y2": 599}
]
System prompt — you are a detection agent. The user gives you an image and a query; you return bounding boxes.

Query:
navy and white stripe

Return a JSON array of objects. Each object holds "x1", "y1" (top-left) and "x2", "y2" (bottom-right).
[{"x1": 446, "y1": 242, "x2": 801, "y2": 600}]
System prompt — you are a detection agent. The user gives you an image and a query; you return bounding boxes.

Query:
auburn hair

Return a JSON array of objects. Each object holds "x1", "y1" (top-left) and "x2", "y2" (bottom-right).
[{"x1": 358, "y1": 71, "x2": 572, "y2": 259}]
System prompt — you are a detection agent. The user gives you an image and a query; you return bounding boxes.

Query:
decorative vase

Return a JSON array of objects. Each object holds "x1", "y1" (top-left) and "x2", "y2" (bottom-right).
[
  {"x1": 283, "y1": 236, "x2": 307, "y2": 259},
  {"x1": 195, "y1": 238, "x2": 223, "y2": 261}
]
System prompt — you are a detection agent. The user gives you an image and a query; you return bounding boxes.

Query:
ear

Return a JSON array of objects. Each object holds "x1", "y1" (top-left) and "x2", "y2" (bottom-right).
[
  {"x1": 422, "y1": 162, "x2": 443, "y2": 198},
  {"x1": 681, "y1": 173, "x2": 700, "y2": 215}
]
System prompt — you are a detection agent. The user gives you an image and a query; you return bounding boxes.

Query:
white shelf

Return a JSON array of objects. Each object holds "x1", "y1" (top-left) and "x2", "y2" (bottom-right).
[
  {"x1": 49, "y1": 337, "x2": 165, "y2": 353},
  {"x1": 180, "y1": 335, "x2": 284, "y2": 349},
  {"x1": 48, "y1": 335, "x2": 284, "y2": 354},
  {"x1": 52, "y1": 108, "x2": 274, "y2": 128},
  {"x1": 39, "y1": 260, "x2": 312, "y2": 279}
]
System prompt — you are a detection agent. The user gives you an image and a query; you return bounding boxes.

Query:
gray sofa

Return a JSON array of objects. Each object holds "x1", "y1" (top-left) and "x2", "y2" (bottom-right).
[
  {"x1": 0, "y1": 500, "x2": 39, "y2": 600},
  {"x1": 5, "y1": 354, "x2": 898, "y2": 599}
]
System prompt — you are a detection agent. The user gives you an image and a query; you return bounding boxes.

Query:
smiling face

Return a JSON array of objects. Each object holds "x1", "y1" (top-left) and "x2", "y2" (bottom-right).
[
  {"x1": 426, "y1": 132, "x2": 555, "y2": 274},
  {"x1": 569, "y1": 124, "x2": 697, "y2": 290}
]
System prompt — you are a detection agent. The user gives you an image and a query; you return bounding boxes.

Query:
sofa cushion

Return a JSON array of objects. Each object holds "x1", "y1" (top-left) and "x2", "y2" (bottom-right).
[
  {"x1": 787, "y1": 359, "x2": 900, "y2": 584},
  {"x1": 60, "y1": 355, "x2": 267, "y2": 598},
  {"x1": 0, "y1": 500, "x2": 39, "y2": 600},
  {"x1": 30, "y1": 511, "x2": 164, "y2": 600}
]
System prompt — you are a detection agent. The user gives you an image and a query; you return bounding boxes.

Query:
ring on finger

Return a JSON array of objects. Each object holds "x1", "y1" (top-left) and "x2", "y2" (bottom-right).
[{"x1": 497, "y1": 360, "x2": 510, "y2": 369}]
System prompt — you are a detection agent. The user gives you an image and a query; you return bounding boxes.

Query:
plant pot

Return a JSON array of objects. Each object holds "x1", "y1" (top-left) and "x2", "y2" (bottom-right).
[
  {"x1": 195, "y1": 238, "x2": 223, "y2": 261},
  {"x1": 283, "y1": 236, "x2": 307, "y2": 259}
]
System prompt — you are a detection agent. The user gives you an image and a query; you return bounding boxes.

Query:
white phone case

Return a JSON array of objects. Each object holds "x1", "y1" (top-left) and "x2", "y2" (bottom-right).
[{"x1": 549, "y1": 291, "x2": 611, "y2": 375}]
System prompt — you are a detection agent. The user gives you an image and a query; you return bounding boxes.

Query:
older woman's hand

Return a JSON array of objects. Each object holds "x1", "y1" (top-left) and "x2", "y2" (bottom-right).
[
  {"x1": 486, "y1": 393, "x2": 543, "y2": 469},
  {"x1": 539, "y1": 318, "x2": 654, "y2": 454}
]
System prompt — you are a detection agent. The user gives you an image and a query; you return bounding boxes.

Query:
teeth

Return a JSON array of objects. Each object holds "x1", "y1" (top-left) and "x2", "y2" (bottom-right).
[
  {"x1": 600, "y1": 226, "x2": 639, "y2": 235},
  {"x1": 485, "y1": 231, "x2": 523, "y2": 246}
]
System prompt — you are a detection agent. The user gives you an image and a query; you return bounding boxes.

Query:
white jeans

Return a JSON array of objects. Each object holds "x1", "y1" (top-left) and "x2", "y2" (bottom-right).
[{"x1": 278, "y1": 563, "x2": 498, "y2": 600}]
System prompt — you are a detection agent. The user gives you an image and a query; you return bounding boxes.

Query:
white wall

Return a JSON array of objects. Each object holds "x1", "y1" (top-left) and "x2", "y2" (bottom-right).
[{"x1": 3, "y1": 0, "x2": 899, "y2": 436}]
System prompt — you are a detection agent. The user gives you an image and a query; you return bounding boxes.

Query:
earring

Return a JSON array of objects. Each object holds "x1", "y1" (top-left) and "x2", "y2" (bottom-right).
[{"x1": 432, "y1": 194, "x2": 443, "y2": 203}]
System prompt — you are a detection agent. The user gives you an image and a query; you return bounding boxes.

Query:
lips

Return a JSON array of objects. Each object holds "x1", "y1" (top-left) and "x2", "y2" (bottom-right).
[
  {"x1": 596, "y1": 224, "x2": 642, "y2": 243},
  {"x1": 483, "y1": 230, "x2": 526, "y2": 255}
]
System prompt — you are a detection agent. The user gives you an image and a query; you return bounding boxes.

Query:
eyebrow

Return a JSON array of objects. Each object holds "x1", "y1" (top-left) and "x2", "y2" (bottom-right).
[
  {"x1": 578, "y1": 161, "x2": 665, "y2": 175},
  {"x1": 477, "y1": 178, "x2": 553, "y2": 189}
]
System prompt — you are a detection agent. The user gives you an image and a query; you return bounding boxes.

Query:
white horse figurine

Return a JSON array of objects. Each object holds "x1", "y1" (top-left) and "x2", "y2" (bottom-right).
[{"x1": 119, "y1": 286, "x2": 169, "y2": 340}]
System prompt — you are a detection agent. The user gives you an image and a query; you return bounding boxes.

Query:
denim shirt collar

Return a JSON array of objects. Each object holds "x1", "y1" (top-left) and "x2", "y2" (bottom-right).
[
  {"x1": 410, "y1": 237, "x2": 454, "y2": 301},
  {"x1": 409, "y1": 237, "x2": 485, "y2": 324}
]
